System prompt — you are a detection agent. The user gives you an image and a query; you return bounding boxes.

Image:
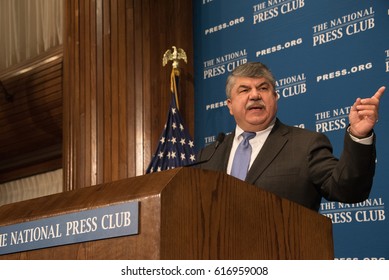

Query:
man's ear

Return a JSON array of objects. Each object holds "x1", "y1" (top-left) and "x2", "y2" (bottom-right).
[
  {"x1": 227, "y1": 99, "x2": 234, "y2": 116},
  {"x1": 275, "y1": 90, "x2": 280, "y2": 100}
]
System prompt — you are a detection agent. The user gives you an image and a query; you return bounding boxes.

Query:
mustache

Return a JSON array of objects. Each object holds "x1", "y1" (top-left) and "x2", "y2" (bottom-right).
[{"x1": 246, "y1": 100, "x2": 265, "y2": 110}]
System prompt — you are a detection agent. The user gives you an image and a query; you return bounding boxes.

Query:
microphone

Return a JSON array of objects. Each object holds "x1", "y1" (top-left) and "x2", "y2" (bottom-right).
[{"x1": 185, "y1": 132, "x2": 225, "y2": 167}]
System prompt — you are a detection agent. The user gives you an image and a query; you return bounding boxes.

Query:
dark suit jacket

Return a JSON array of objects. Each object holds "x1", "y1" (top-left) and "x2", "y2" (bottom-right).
[{"x1": 197, "y1": 119, "x2": 376, "y2": 211}]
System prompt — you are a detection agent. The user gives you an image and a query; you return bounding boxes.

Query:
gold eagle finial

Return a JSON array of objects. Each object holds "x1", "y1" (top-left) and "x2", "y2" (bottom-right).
[{"x1": 162, "y1": 46, "x2": 187, "y2": 69}]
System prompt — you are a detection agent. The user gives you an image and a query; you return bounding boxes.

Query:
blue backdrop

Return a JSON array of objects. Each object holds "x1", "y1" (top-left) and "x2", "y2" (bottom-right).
[{"x1": 193, "y1": 0, "x2": 388, "y2": 259}]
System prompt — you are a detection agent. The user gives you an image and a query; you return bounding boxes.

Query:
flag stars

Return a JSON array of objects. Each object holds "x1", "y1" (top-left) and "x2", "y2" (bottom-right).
[
  {"x1": 170, "y1": 137, "x2": 177, "y2": 144},
  {"x1": 146, "y1": 94, "x2": 196, "y2": 174}
]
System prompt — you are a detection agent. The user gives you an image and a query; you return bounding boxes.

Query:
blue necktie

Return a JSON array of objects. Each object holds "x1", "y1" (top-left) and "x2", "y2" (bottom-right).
[{"x1": 231, "y1": 132, "x2": 256, "y2": 180}]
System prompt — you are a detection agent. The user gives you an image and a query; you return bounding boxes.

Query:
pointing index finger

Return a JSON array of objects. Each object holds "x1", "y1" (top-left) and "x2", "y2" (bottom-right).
[{"x1": 372, "y1": 86, "x2": 385, "y2": 101}]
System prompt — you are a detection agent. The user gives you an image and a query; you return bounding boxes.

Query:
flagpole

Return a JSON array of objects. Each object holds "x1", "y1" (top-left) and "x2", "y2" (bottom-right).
[
  {"x1": 170, "y1": 68, "x2": 180, "y2": 110},
  {"x1": 162, "y1": 46, "x2": 187, "y2": 110},
  {"x1": 145, "y1": 46, "x2": 195, "y2": 174}
]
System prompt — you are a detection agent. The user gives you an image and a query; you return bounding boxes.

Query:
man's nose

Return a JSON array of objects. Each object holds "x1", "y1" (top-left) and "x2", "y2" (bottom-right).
[{"x1": 249, "y1": 89, "x2": 261, "y2": 100}]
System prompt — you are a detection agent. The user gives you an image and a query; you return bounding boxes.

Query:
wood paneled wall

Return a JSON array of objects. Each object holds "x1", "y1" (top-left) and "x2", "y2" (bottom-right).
[
  {"x1": 63, "y1": 0, "x2": 194, "y2": 190},
  {"x1": 0, "y1": 47, "x2": 63, "y2": 183}
]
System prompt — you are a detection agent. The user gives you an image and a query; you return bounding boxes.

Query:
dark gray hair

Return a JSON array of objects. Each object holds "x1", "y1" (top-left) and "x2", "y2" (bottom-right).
[{"x1": 225, "y1": 62, "x2": 276, "y2": 98}]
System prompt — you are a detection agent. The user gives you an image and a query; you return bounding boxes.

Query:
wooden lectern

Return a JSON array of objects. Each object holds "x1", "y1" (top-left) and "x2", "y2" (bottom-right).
[{"x1": 0, "y1": 168, "x2": 333, "y2": 259}]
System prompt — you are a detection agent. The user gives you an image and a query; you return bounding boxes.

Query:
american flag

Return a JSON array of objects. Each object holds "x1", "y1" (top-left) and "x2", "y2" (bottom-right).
[{"x1": 146, "y1": 71, "x2": 196, "y2": 173}]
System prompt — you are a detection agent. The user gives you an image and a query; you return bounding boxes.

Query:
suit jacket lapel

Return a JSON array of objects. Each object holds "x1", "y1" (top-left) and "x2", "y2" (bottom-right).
[{"x1": 245, "y1": 119, "x2": 289, "y2": 184}]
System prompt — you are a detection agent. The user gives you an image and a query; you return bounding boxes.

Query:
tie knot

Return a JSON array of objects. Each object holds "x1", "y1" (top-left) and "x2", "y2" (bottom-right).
[{"x1": 241, "y1": 131, "x2": 256, "y2": 141}]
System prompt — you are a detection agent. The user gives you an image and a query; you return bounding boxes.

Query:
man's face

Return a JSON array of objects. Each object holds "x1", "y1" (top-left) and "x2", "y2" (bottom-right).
[{"x1": 227, "y1": 76, "x2": 278, "y2": 132}]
